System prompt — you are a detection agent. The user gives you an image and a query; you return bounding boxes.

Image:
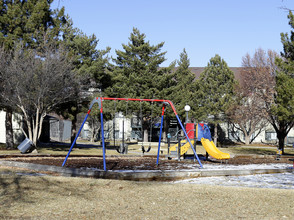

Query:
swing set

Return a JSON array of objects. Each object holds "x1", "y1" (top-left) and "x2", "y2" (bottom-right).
[
  {"x1": 112, "y1": 99, "x2": 153, "y2": 154},
  {"x1": 62, "y1": 97, "x2": 203, "y2": 170}
]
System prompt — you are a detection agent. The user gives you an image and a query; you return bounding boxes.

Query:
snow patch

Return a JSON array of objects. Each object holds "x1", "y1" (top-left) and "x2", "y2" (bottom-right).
[{"x1": 173, "y1": 164, "x2": 294, "y2": 189}]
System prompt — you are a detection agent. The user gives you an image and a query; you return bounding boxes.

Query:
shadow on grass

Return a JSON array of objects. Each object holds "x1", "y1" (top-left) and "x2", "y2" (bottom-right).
[
  {"x1": 38, "y1": 142, "x2": 102, "y2": 152},
  {"x1": 38, "y1": 142, "x2": 124, "y2": 155},
  {"x1": 0, "y1": 169, "x2": 98, "y2": 213},
  {"x1": 231, "y1": 147, "x2": 294, "y2": 156},
  {"x1": 231, "y1": 148, "x2": 277, "y2": 155}
]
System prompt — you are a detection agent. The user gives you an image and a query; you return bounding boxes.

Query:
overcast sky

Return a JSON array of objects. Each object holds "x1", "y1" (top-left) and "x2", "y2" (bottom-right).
[{"x1": 52, "y1": 0, "x2": 294, "y2": 67}]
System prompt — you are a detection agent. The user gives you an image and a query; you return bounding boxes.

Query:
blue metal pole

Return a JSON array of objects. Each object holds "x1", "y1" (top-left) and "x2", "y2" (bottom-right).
[
  {"x1": 62, "y1": 113, "x2": 90, "y2": 167},
  {"x1": 156, "y1": 106, "x2": 165, "y2": 165},
  {"x1": 175, "y1": 115, "x2": 203, "y2": 168},
  {"x1": 101, "y1": 111, "x2": 106, "y2": 171}
]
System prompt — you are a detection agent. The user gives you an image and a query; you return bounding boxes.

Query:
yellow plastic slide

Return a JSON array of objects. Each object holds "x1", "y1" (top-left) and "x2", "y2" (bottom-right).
[
  {"x1": 201, "y1": 138, "x2": 230, "y2": 160},
  {"x1": 169, "y1": 138, "x2": 230, "y2": 159}
]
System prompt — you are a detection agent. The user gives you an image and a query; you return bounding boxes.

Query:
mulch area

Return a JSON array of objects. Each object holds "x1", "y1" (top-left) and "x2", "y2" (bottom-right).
[{"x1": 1, "y1": 154, "x2": 293, "y2": 170}]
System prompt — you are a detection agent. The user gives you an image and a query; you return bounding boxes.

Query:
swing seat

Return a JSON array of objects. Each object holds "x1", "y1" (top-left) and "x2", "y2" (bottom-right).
[
  {"x1": 116, "y1": 143, "x2": 128, "y2": 154},
  {"x1": 142, "y1": 145, "x2": 151, "y2": 153}
]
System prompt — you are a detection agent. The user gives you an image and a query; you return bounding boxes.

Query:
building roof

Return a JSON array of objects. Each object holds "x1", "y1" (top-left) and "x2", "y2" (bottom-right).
[{"x1": 189, "y1": 67, "x2": 244, "y2": 81}]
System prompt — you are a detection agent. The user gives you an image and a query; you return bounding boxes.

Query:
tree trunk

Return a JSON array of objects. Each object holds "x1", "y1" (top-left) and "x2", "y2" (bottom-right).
[
  {"x1": 34, "y1": 113, "x2": 45, "y2": 148},
  {"x1": 214, "y1": 124, "x2": 218, "y2": 146},
  {"x1": 90, "y1": 118, "x2": 95, "y2": 142},
  {"x1": 143, "y1": 128, "x2": 148, "y2": 142},
  {"x1": 244, "y1": 135, "x2": 250, "y2": 145},
  {"x1": 59, "y1": 120, "x2": 64, "y2": 142},
  {"x1": 277, "y1": 131, "x2": 286, "y2": 154},
  {"x1": 162, "y1": 118, "x2": 167, "y2": 142},
  {"x1": 32, "y1": 109, "x2": 42, "y2": 147},
  {"x1": 71, "y1": 113, "x2": 77, "y2": 144},
  {"x1": 5, "y1": 109, "x2": 14, "y2": 149}
]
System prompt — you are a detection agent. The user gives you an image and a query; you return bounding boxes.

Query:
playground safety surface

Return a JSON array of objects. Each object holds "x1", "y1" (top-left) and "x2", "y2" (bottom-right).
[
  {"x1": 1, "y1": 154, "x2": 293, "y2": 169},
  {"x1": 0, "y1": 155, "x2": 293, "y2": 181}
]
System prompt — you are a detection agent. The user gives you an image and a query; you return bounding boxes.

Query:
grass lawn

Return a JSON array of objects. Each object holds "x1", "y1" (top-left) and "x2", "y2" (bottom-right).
[
  {"x1": 0, "y1": 166, "x2": 293, "y2": 219},
  {"x1": 1, "y1": 141, "x2": 294, "y2": 156},
  {"x1": 1, "y1": 142, "x2": 294, "y2": 219}
]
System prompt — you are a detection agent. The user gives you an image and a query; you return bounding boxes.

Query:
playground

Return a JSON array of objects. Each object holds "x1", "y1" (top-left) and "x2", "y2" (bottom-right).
[
  {"x1": 2, "y1": 97, "x2": 294, "y2": 175},
  {"x1": 4, "y1": 97, "x2": 292, "y2": 175},
  {"x1": 2, "y1": 151, "x2": 293, "y2": 170},
  {"x1": 1, "y1": 97, "x2": 294, "y2": 219}
]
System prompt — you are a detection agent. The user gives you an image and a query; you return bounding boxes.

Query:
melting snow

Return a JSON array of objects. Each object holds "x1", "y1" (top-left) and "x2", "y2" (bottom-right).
[{"x1": 174, "y1": 163, "x2": 294, "y2": 189}]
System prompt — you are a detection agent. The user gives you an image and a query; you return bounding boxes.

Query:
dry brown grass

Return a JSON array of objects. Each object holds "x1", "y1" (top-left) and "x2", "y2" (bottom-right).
[
  {"x1": 1, "y1": 166, "x2": 294, "y2": 219},
  {"x1": 1, "y1": 141, "x2": 294, "y2": 158}
]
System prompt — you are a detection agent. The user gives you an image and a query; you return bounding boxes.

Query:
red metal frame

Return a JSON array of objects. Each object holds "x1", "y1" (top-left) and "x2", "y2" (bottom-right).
[
  {"x1": 63, "y1": 97, "x2": 203, "y2": 170},
  {"x1": 96, "y1": 97, "x2": 178, "y2": 115}
]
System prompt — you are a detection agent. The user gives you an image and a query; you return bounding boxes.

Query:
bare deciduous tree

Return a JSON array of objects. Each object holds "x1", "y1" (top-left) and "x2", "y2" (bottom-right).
[
  {"x1": 0, "y1": 42, "x2": 78, "y2": 147},
  {"x1": 227, "y1": 48, "x2": 278, "y2": 145}
]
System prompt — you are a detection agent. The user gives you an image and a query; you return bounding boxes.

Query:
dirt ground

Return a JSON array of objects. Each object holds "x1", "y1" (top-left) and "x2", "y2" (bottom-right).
[
  {"x1": 2, "y1": 154, "x2": 293, "y2": 170},
  {"x1": 0, "y1": 167, "x2": 294, "y2": 219}
]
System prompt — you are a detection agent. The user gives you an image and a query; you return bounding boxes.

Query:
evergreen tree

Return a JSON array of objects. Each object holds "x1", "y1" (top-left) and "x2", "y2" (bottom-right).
[
  {"x1": 108, "y1": 28, "x2": 173, "y2": 142},
  {"x1": 61, "y1": 19, "x2": 111, "y2": 88},
  {"x1": 109, "y1": 28, "x2": 169, "y2": 98},
  {"x1": 0, "y1": 1, "x2": 110, "y2": 144},
  {"x1": 0, "y1": 0, "x2": 66, "y2": 49},
  {"x1": 271, "y1": 11, "x2": 294, "y2": 153},
  {"x1": 168, "y1": 49, "x2": 195, "y2": 121},
  {"x1": 0, "y1": 0, "x2": 66, "y2": 148},
  {"x1": 194, "y1": 54, "x2": 236, "y2": 145},
  {"x1": 56, "y1": 19, "x2": 111, "y2": 143}
]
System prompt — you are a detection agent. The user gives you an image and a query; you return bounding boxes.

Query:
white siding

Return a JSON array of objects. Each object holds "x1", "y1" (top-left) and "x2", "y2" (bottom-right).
[
  {"x1": 0, "y1": 111, "x2": 6, "y2": 143},
  {"x1": 219, "y1": 121, "x2": 294, "y2": 145},
  {"x1": 0, "y1": 111, "x2": 24, "y2": 144},
  {"x1": 288, "y1": 129, "x2": 294, "y2": 137}
]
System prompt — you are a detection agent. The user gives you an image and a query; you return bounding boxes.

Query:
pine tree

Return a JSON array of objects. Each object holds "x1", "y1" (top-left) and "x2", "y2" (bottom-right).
[
  {"x1": 0, "y1": 0, "x2": 66, "y2": 148},
  {"x1": 270, "y1": 11, "x2": 294, "y2": 153},
  {"x1": 108, "y1": 28, "x2": 173, "y2": 142},
  {"x1": 0, "y1": 0, "x2": 66, "y2": 49},
  {"x1": 56, "y1": 19, "x2": 111, "y2": 143},
  {"x1": 194, "y1": 54, "x2": 236, "y2": 145},
  {"x1": 109, "y1": 28, "x2": 168, "y2": 98},
  {"x1": 168, "y1": 49, "x2": 195, "y2": 120}
]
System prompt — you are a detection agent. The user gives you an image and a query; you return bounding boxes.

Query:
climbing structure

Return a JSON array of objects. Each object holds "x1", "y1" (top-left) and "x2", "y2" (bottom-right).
[{"x1": 170, "y1": 123, "x2": 230, "y2": 159}]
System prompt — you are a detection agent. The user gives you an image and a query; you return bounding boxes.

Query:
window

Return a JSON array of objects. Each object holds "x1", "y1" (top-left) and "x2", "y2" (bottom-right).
[
  {"x1": 131, "y1": 117, "x2": 141, "y2": 128},
  {"x1": 287, "y1": 137, "x2": 294, "y2": 146},
  {"x1": 265, "y1": 131, "x2": 277, "y2": 141}
]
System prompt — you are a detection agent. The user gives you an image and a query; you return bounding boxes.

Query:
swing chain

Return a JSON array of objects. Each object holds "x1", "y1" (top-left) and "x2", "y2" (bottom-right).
[
  {"x1": 113, "y1": 101, "x2": 116, "y2": 149},
  {"x1": 142, "y1": 101, "x2": 153, "y2": 154},
  {"x1": 149, "y1": 101, "x2": 153, "y2": 143}
]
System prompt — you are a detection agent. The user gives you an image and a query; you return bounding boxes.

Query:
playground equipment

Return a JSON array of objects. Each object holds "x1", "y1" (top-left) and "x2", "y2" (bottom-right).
[
  {"x1": 140, "y1": 100, "x2": 152, "y2": 154},
  {"x1": 170, "y1": 123, "x2": 230, "y2": 160},
  {"x1": 114, "y1": 101, "x2": 129, "y2": 154},
  {"x1": 62, "y1": 97, "x2": 203, "y2": 170},
  {"x1": 112, "y1": 100, "x2": 152, "y2": 154},
  {"x1": 201, "y1": 139, "x2": 230, "y2": 160}
]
